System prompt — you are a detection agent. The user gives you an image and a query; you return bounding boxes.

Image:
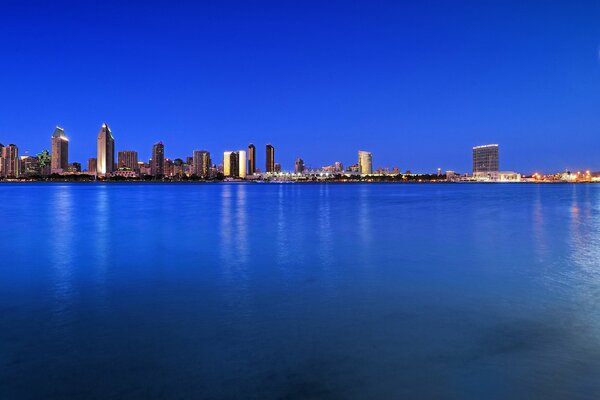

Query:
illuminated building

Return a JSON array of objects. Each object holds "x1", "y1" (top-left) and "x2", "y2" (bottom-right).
[
  {"x1": 248, "y1": 144, "x2": 256, "y2": 175},
  {"x1": 472, "y1": 144, "x2": 499, "y2": 176},
  {"x1": 193, "y1": 150, "x2": 211, "y2": 177},
  {"x1": 223, "y1": 151, "x2": 239, "y2": 177},
  {"x1": 88, "y1": 158, "x2": 97, "y2": 174},
  {"x1": 151, "y1": 142, "x2": 165, "y2": 176},
  {"x1": 51, "y1": 126, "x2": 69, "y2": 174},
  {"x1": 238, "y1": 150, "x2": 247, "y2": 178},
  {"x1": 118, "y1": 151, "x2": 139, "y2": 172},
  {"x1": 97, "y1": 123, "x2": 115, "y2": 176},
  {"x1": 266, "y1": 144, "x2": 275, "y2": 172},
  {"x1": 1, "y1": 144, "x2": 19, "y2": 178},
  {"x1": 358, "y1": 150, "x2": 372, "y2": 175}
]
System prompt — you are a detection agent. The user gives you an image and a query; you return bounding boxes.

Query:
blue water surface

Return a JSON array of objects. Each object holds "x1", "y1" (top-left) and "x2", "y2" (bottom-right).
[{"x1": 1, "y1": 183, "x2": 600, "y2": 399}]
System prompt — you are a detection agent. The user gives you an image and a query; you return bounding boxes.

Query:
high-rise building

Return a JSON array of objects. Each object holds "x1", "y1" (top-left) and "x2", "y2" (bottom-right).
[
  {"x1": 274, "y1": 163, "x2": 281, "y2": 172},
  {"x1": 223, "y1": 151, "x2": 239, "y2": 177},
  {"x1": 51, "y1": 126, "x2": 69, "y2": 174},
  {"x1": 238, "y1": 150, "x2": 247, "y2": 178},
  {"x1": 151, "y1": 142, "x2": 165, "y2": 177},
  {"x1": 472, "y1": 144, "x2": 499, "y2": 175},
  {"x1": 193, "y1": 150, "x2": 211, "y2": 177},
  {"x1": 118, "y1": 151, "x2": 139, "y2": 172},
  {"x1": 97, "y1": 123, "x2": 115, "y2": 176},
  {"x1": 248, "y1": 144, "x2": 256, "y2": 175},
  {"x1": 358, "y1": 150, "x2": 372, "y2": 175},
  {"x1": 0, "y1": 144, "x2": 4, "y2": 176},
  {"x1": 266, "y1": 144, "x2": 275, "y2": 173},
  {"x1": 1, "y1": 144, "x2": 19, "y2": 178},
  {"x1": 295, "y1": 158, "x2": 304, "y2": 174},
  {"x1": 88, "y1": 158, "x2": 97, "y2": 174}
]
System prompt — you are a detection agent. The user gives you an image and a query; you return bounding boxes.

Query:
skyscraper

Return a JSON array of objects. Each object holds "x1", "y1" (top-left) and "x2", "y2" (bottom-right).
[
  {"x1": 295, "y1": 158, "x2": 305, "y2": 174},
  {"x1": 151, "y1": 142, "x2": 165, "y2": 177},
  {"x1": 118, "y1": 151, "x2": 139, "y2": 171},
  {"x1": 97, "y1": 123, "x2": 115, "y2": 176},
  {"x1": 358, "y1": 150, "x2": 372, "y2": 175},
  {"x1": 192, "y1": 150, "x2": 211, "y2": 177},
  {"x1": 1, "y1": 144, "x2": 19, "y2": 178},
  {"x1": 238, "y1": 150, "x2": 247, "y2": 178},
  {"x1": 266, "y1": 144, "x2": 275, "y2": 173},
  {"x1": 51, "y1": 126, "x2": 69, "y2": 174},
  {"x1": 472, "y1": 144, "x2": 499, "y2": 175},
  {"x1": 248, "y1": 144, "x2": 256, "y2": 175},
  {"x1": 223, "y1": 151, "x2": 239, "y2": 177}
]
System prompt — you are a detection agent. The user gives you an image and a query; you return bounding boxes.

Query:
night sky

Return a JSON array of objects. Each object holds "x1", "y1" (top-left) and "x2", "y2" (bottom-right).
[{"x1": 1, "y1": 0, "x2": 599, "y2": 173}]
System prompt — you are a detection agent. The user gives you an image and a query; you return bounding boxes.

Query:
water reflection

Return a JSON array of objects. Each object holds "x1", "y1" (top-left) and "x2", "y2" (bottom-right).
[
  {"x1": 317, "y1": 184, "x2": 333, "y2": 267},
  {"x1": 50, "y1": 185, "x2": 75, "y2": 322}
]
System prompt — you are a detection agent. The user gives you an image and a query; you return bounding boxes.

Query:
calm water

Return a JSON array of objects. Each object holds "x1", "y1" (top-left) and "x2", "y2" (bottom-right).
[{"x1": 1, "y1": 183, "x2": 600, "y2": 399}]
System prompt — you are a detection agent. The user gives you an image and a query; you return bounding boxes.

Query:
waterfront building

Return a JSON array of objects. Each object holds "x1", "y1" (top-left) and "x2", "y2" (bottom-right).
[
  {"x1": 163, "y1": 158, "x2": 174, "y2": 177},
  {"x1": 20, "y1": 156, "x2": 40, "y2": 176},
  {"x1": 151, "y1": 142, "x2": 165, "y2": 177},
  {"x1": 266, "y1": 144, "x2": 275, "y2": 172},
  {"x1": 295, "y1": 158, "x2": 305, "y2": 174},
  {"x1": 1, "y1": 144, "x2": 19, "y2": 178},
  {"x1": 50, "y1": 126, "x2": 69, "y2": 174},
  {"x1": 97, "y1": 123, "x2": 115, "y2": 176},
  {"x1": 223, "y1": 151, "x2": 239, "y2": 177},
  {"x1": 274, "y1": 163, "x2": 281, "y2": 172},
  {"x1": 88, "y1": 158, "x2": 97, "y2": 174},
  {"x1": 193, "y1": 150, "x2": 211, "y2": 177},
  {"x1": 118, "y1": 151, "x2": 139, "y2": 172},
  {"x1": 472, "y1": 144, "x2": 499, "y2": 176},
  {"x1": 248, "y1": 144, "x2": 256, "y2": 175},
  {"x1": 238, "y1": 150, "x2": 247, "y2": 178},
  {"x1": 358, "y1": 151, "x2": 373, "y2": 175}
]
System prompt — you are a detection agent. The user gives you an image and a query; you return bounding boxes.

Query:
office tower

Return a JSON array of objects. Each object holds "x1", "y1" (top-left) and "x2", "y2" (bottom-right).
[
  {"x1": 248, "y1": 144, "x2": 256, "y2": 175},
  {"x1": 151, "y1": 142, "x2": 165, "y2": 176},
  {"x1": 295, "y1": 158, "x2": 304, "y2": 174},
  {"x1": 118, "y1": 151, "x2": 139, "y2": 171},
  {"x1": 266, "y1": 144, "x2": 275, "y2": 172},
  {"x1": 223, "y1": 151, "x2": 239, "y2": 177},
  {"x1": 88, "y1": 158, "x2": 97, "y2": 174},
  {"x1": 274, "y1": 163, "x2": 281, "y2": 172},
  {"x1": 97, "y1": 123, "x2": 115, "y2": 176},
  {"x1": 358, "y1": 150, "x2": 373, "y2": 175},
  {"x1": 193, "y1": 150, "x2": 211, "y2": 177},
  {"x1": 2, "y1": 144, "x2": 19, "y2": 178},
  {"x1": 0, "y1": 144, "x2": 3, "y2": 176},
  {"x1": 238, "y1": 150, "x2": 247, "y2": 178},
  {"x1": 472, "y1": 144, "x2": 499, "y2": 175},
  {"x1": 51, "y1": 126, "x2": 69, "y2": 174}
]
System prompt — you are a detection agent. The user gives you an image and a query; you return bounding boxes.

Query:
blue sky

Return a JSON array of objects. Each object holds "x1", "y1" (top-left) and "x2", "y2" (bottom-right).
[{"x1": 1, "y1": 0, "x2": 599, "y2": 173}]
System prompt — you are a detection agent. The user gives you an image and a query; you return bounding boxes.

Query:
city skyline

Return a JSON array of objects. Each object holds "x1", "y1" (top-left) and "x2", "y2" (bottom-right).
[{"x1": 1, "y1": 1, "x2": 599, "y2": 173}]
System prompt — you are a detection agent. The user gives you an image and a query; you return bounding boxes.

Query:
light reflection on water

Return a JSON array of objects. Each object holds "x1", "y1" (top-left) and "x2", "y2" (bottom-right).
[{"x1": 1, "y1": 183, "x2": 600, "y2": 399}]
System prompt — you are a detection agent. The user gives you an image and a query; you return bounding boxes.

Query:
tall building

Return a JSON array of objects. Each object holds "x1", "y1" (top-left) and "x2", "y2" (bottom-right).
[
  {"x1": 151, "y1": 142, "x2": 165, "y2": 177},
  {"x1": 97, "y1": 123, "x2": 115, "y2": 176},
  {"x1": 266, "y1": 144, "x2": 275, "y2": 173},
  {"x1": 51, "y1": 126, "x2": 69, "y2": 174},
  {"x1": 0, "y1": 144, "x2": 4, "y2": 176},
  {"x1": 358, "y1": 150, "x2": 372, "y2": 175},
  {"x1": 472, "y1": 144, "x2": 499, "y2": 175},
  {"x1": 118, "y1": 150, "x2": 139, "y2": 171},
  {"x1": 193, "y1": 150, "x2": 211, "y2": 177},
  {"x1": 295, "y1": 158, "x2": 304, "y2": 174},
  {"x1": 248, "y1": 144, "x2": 256, "y2": 175},
  {"x1": 1, "y1": 144, "x2": 19, "y2": 178},
  {"x1": 88, "y1": 158, "x2": 97, "y2": 174},
  {"x1": 223, "y1": 151, "x2": 239, "y2": 177},
  {"x1": 238, "y1": 150, "x2": 247, "y2": 178}
]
